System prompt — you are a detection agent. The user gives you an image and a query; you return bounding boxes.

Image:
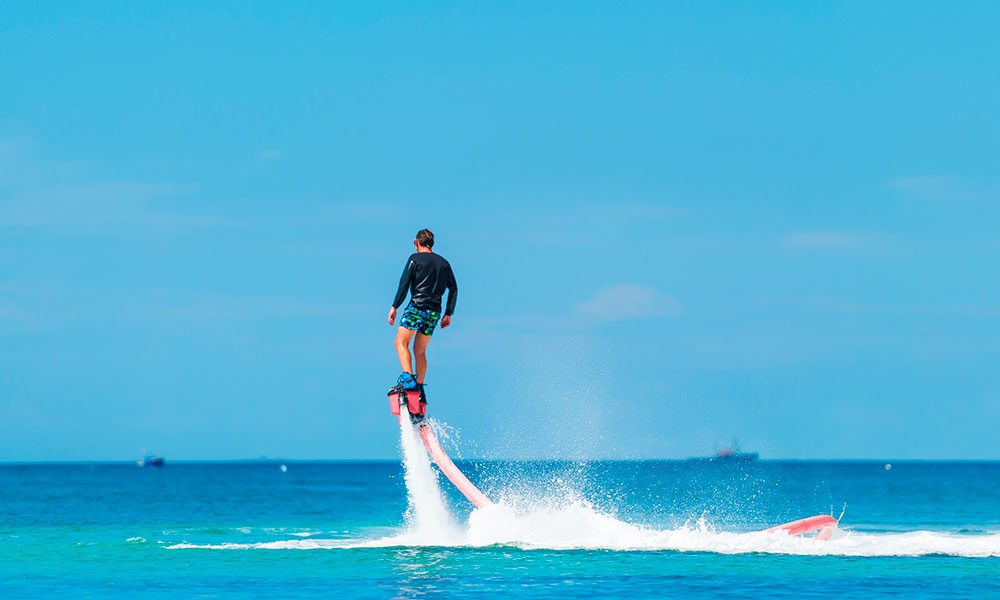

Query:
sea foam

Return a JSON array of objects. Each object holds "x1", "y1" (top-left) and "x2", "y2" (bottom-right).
[{"x1": 167, "y1": 499, "x2": 1000, "y2": 557}]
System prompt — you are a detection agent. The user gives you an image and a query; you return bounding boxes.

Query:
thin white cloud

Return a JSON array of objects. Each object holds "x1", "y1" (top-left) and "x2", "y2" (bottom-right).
[
  {"x1": 887, "y1": 174, "x2": 996, "y2": 203},
  {"x1": 575, "y1": 283, "x2": 682, "y2": 321},
  {"x1": 256, "y1": 150, "x2": 284, "y2": 161},
  {"x1": 747, "y1": 295, "x2": 874, "y2": 314},
  {"x1": 0, "y1": 140, "x2": 30, "y2": 159},
  {"x1": 461, "y1": 202, "x2": 681, "y2": 244},
  {"x1": 887, "y1": 175, "x2": 956, "y2": 194},
  {"x1": 0, "y1": 181, "x2": 242, "y2": 229},
  {"x1": 781, "y1": 230, "x2": 878, "y2": 251},
  {"x1": 0, "y1": 301, "x2": 24, "y2": 320},
  {"x1": 579, "y1": 202, "x2": 680, "y2": 223},
  {"x1": 127, "y1": 290, "x2": 355, "y2": 321}
]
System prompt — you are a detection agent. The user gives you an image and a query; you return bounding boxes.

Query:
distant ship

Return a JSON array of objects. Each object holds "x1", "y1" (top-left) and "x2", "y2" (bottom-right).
[
  {"x1": 137, "y1": 455, "x2": 165, "y2": 468},
  {"x1": 688, "y1": 445, "x2": 759, "y2": 463}
]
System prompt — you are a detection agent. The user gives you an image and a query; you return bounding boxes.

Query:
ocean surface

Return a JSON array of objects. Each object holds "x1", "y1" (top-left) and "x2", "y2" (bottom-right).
[{"x1": 2, "y1": 418, "x2": 998, "y2": 599}]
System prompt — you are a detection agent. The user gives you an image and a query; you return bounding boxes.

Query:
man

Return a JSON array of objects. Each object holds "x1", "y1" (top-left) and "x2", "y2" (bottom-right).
[{"x1": 387, "y1": 229, "x2": 457, "y2": 399}]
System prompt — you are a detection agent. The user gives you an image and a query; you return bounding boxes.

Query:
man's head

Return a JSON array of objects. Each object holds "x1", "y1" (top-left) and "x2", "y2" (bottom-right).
[{"x1": 414, "y1": 229, "x2": 434, "y2": 251}]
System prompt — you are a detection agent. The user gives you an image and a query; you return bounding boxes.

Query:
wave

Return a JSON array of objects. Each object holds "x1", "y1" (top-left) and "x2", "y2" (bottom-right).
[{"x1": 166, "y1": 499, "x2": 1000, "y2": 557}]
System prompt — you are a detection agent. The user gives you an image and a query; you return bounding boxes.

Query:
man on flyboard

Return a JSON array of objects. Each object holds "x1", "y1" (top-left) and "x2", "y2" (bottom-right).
[{"x1": 387, "y1": 229, "x2": 458, "y2": 408}]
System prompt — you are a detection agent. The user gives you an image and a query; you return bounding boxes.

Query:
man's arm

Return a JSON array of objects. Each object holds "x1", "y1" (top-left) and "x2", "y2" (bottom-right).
[
  {"x1": 389, "y1": 258, "x2": 414, "y2": 325},
  {"x1": 441, "y1": 268, "x2": 458, "y2": 328}
]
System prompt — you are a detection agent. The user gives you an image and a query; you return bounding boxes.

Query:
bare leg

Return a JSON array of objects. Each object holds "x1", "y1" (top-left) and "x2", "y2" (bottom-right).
[
  {"x1": 394, "y1": 327, "x2": 417, "y2": 373},
  {"x1": 413, "y1": 333, "x2": 431, "y2": 383}
]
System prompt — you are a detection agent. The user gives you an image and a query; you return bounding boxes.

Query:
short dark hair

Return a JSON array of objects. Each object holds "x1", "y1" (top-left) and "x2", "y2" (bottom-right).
[{"x1": 415, "y1": 229, "x2": 434, "y2": 249}]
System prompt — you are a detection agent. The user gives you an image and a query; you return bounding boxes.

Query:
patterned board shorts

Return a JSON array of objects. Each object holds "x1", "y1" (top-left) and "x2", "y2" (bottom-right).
[{"x1": 400, "y1": 304, "x2": 442, "y2": 336}]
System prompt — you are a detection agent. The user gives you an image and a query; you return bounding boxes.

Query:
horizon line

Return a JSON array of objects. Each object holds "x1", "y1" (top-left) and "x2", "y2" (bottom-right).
[{"x1": 2, "y1": 457, "x2": 998, "y2": 465}]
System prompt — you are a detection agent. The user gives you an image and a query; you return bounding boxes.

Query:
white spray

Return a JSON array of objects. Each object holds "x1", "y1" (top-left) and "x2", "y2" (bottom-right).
[{"x1": 397, "y1": 415, "x2": 458, "y2": 543}]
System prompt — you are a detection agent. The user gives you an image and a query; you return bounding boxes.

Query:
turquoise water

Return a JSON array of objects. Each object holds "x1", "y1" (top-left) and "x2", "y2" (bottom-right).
[{"x1": 2, "y1": 431, "x2": 998, "y2": 598}]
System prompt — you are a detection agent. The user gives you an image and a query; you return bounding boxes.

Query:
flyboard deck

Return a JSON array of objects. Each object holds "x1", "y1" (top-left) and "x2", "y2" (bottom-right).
[{"x1": 388, "y1": 389, "x2": 836, "y2": 535}]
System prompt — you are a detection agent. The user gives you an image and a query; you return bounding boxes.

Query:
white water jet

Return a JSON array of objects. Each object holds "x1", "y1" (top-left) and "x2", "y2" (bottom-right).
[{"x1": 396, "y1": 415, "x2": 458, "y2": 544}]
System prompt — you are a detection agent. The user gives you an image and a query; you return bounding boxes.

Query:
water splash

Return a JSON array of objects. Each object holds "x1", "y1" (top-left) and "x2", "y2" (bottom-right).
[{"x1": 395, "y1": 415, "x2": 457, "y2": 544}]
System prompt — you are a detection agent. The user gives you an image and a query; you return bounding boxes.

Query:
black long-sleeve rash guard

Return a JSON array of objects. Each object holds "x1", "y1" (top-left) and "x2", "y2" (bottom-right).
[{"x1": 392, "y1": 252, "x2": 458, "y2": 316}]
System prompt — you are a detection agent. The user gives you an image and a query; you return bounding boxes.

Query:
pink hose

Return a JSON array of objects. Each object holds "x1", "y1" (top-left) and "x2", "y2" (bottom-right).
[
  {"x1": 765, "y1": 514, "x2": 838, "y2": 536},
  {"x1": 418, "y1": 425, "x2": 493, "y2": 508}
]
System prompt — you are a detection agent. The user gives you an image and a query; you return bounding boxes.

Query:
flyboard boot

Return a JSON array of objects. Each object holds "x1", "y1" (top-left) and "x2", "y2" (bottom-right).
[{"x1": 387, "y1": 372, "x2": 426, "y2": 424}]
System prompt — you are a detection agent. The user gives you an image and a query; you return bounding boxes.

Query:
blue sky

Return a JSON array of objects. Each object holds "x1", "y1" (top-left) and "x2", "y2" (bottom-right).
[{"x1": 2, "y1": 2, "x2": 998, "y2": 460}]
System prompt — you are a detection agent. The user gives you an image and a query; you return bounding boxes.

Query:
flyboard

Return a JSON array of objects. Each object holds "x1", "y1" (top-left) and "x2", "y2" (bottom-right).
[{"x1": 388, "y1": 388, "x2": 837, "y2": 537}]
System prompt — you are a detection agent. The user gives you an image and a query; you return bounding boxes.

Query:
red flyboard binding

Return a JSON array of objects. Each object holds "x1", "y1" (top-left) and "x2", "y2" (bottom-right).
[{"x1": 388, "y1": 390, "x2": 425, "y2": 422}]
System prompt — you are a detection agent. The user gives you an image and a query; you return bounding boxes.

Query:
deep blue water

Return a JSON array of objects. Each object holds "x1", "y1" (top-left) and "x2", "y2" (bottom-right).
[{"x1": 1, "y1": 460, "x2": 998, "y2": 599}]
